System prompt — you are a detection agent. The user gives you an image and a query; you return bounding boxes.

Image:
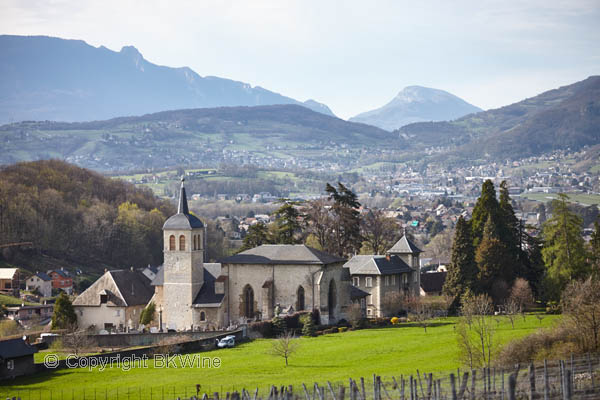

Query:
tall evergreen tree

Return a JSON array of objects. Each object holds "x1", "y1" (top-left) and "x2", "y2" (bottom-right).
[
  {"x1": 443, "y1": 216, "x2": 477, "y2": 308},
  {"x1": 471, "y1": 180, "x2": 500, "y2": 246},
  {"x1": 51, "y1": 292, "x2": 77, "y2": 329},
  {"x1": 476, "y1": 215, "x2": 513, "y2": 302},
  {"x1": 239, "y1": 223, "x2": 271, "y2": 252},
  {"x1": 498, "y1": 181, "x2": 520, "y2": 251},
  {"x1": 521, "y1": 231, "x2": 546, "y2": 298},
  {"x1": 541, "y1": 193, "x2": 590, "y2": 300},
  {"x1": 272, "y1": 199, "x2": 303, "y2": 244},
  {"x1": 326, "y1": 182, "x2": 362, "y2": 257}
]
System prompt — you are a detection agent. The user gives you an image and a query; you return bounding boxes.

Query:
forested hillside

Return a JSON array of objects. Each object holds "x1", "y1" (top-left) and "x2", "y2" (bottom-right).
[{"x1": 0, "y1": 160, "x2": 175, "y2": 274}]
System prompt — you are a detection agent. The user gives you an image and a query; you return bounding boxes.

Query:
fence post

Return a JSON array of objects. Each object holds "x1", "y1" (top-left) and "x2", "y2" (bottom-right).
[
  {"x1": 327, "y1": 382, "x2": 337, "y2": 400},
  {"x1": 303, "y1": 384, "x2": 311, "y2": 400},
  {"x1": 450, "y1": 373, "x2": 457, "y2": 400},
  {"x1": 409, "y1": 376, "x2": 414, "y2": 400},
  {"x1": 338, "y1": 385, "x2": 345, "y2": 400},
  {"x1": 372, "y1": 375, "x2": 377, "y2": 400},
  {"x1": 508, "y1": 373, "x2": 516, "y2": 400},
  {"x1": 559, "y1": 360, "x2": 565, "y2": 399},
  {"x1": 543, "y1": 360, "x2": 549, "y2": 400},
  {"x1": 470, "y1": 370, "x2": 476, "y2": 400},
  {"x1": 401, "y1": 376, "x2": 405, "y2": 400},
  {"x1": 458, "y1": 372, "x2": 469, "y2": 399},
  {"x1": 426, "y1": 373, "x2": 433, "y2": 400},
  {"x1": 587, "y1": 353, "x2": 595, "y2": 392},
  {"x1": 360, "y1": 378, "x2": 366, "y2": 400},
  {"x1": 529, "y1": 363, "x2": 536, "y2": 400},
  {"x1": 565, "y1": 369, "x2": 572, "y2": 400}
]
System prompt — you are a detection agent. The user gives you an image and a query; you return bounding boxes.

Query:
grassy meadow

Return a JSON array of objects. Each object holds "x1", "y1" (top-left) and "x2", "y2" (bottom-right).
[{"x1": 1, "y1": 315, "x2": 559, "y2": 399}]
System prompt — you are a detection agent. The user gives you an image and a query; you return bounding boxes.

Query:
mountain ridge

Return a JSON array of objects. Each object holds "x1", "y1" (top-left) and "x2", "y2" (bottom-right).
[{"x1": 0, "y1": 35, "x2": 335, "y2": 124}]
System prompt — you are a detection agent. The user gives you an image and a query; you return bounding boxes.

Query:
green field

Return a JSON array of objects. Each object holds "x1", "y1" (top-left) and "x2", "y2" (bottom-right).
[{"x1": 1, "y1": 315, "x2": 558, "y2": 399}]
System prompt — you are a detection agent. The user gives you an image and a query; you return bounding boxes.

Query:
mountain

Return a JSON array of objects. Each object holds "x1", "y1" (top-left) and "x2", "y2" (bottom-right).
[
  {"x1": 0, "y1": 35, "x2": 334, "y2": 124},
  {"x1": 349, "y1": 86, "x2": 482, "y2": 131},
  {"x1": 0, "y1": 104, "x2": 394, "y2": 171},
  {"x1": 396, "y1": 76, "x2": 600, "y2": 162}
]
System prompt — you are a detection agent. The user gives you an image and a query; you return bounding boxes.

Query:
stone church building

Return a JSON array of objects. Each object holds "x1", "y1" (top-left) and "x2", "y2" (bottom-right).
[{"x1": 148, "y1": 180, "x2": 353, "y2": 331}]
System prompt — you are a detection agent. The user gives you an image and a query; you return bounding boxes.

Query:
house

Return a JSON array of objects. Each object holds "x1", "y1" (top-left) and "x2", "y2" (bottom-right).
[
  {"x1": 25, "y1": 272, "x2": 53, "y2": 297},
  {"x1": 344, "y1": 235, "x2": 422, "y2": 318},
  {"x1": 148, "y1": 178, "x2": 354, "y2": 331},
  {"x1": 420, "y1": 272, "x2": 448, "y2": 296},
  {"x1": 73, "y1": 268, "x2": 154, "y2": 332},
  {"x1": 0, "y1": 338, "x2": 38, "y2": 380},
  {"x1": 47, "y1": 268, "x2": 73, "y2": 294},
  {"x1": 0, "y1": 268, "x2": 19, "y2": 297},
  {"x1": 5, "y1": 304, "x2": 54, "y2": 323}
]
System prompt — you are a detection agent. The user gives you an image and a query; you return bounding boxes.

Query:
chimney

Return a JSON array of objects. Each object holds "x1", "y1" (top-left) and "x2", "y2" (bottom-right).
[{"x1": 386, "y1": 254, "x2": 391, "y2": 261}]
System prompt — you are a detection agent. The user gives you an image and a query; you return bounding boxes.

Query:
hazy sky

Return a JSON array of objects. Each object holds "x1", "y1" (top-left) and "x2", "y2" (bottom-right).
[{"x1": 2, "y1": 0, "x2": 599, "y2": 119}]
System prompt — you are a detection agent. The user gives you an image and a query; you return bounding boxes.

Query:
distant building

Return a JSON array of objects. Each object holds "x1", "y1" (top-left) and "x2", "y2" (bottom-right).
[
  {"x1": 5, "y1": 304, "x2": 54, "y2": 323},
  {"x1": 0, "y1": 268, "x2": 19, "y2": 297},
  {"x1": 47, "y1": 268, "x2": 73, "y2": 294},
  {"x1": 420, "y1": 272, "x2": 447, "y2": 296},
  {"x1": 25, "y1": 272, "x2": 52, "y2": 298}
]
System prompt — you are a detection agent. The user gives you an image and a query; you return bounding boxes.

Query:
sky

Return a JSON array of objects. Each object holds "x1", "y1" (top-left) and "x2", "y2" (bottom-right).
[{"x1": 1, "y1": 0, "x2": 599, "y2": 119}]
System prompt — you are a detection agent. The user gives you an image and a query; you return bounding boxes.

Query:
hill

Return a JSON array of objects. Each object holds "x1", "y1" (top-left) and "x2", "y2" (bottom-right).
[
  {"x1": 396, "y1": 76, "x2": 600, "y2": 162},
  {"x1": 0, "y1": 160, "x2": 174, "y2": 275},
  {"x1": 0, "y1": 104, "x2": 394, "y2": 171},
  {"x1": 0, "y1": 35, "x2": 334, "y2": 124},
  {"x1": 350, "y1": 86, "x2": 482, "y2": 131}
]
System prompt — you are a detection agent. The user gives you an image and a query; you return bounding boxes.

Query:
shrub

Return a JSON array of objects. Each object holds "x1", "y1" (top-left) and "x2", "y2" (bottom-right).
[
  {"x1": 300, "y1": 314, "x2": 316, "y2": 337},
  {"x1": 338, "y1": 327, "x2": 348, "y2": 333},
  {"x1": 391, "y1": 317, "x2": 400, "y2": 325},
  {"x1": 249, "y1": 320, "x2": 274, "y2": 338},
  {"x1": 272, "y1": 316, "x2": 287, "y2": 335},
  {"x1": 283, "y1": 313, "x2": 303, "y2": 330}
]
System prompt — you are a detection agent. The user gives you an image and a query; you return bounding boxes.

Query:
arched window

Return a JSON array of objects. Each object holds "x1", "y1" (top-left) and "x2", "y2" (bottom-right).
[
  {"x1": 243, "y1": 285, "x2": 254, "y2": 318},
  {"x1": 200, "y1": 311, "x2": 206, "y2": 322},
  {"x1": 169, "y1": 235, "x2": 176, "y2": 251},
  {"x1": 179, "y1": 235, "x2": 186, "y2": 251},
  {"x1": 296, "y1": 286, "x2": 305, "y2": 311},
  {"x1": 328, "y1": 279, "x2": 337, "y2": 320}
]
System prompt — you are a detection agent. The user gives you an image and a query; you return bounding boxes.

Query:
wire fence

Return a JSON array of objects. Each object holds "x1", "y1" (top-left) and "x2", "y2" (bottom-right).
[{"x1": 2, "y1": 354, "x2": 599, "y2": 400}]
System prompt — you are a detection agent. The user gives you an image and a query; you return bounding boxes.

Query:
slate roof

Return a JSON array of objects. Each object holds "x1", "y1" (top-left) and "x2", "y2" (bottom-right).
[
  {"x1": 48, "y1": 269, "x2": 70, "y2": 278},
  {"x1": 193, "y1": 264, "x2": 225, "y2": 307},
  {"x1": 30, "y1": 272, "x2": 51, "y2": 281},
  {"x1": 344, "y1": 255, "x2": 414, "y2": 275},
  {"x1": 387, "y1": 235, "x2": 422, "y2": 254},
  {"x1": 151, "y1": 266, "x2": 164, "y2": 286},
  {"x1": 0, "y1": 338, "x2": 37, "y2": 359},
  {"x1": 73, "y1": 268, "x2": 153, "y2": 307},
  {"x1": 220, "y1": 245, "x2": 345, "y2": 265},
  {"x1": 0, "y1": 268, "x2": 18, "y2": 280},
  {"x1": 163, "y1": 179, "x2": 204, "y2": 230},
  {"x1": 350, "y1": 285, "x2": 370, "y2": 300},
  {"x1": 420, "y1": 272, "x2": 447, "y2": 294}
]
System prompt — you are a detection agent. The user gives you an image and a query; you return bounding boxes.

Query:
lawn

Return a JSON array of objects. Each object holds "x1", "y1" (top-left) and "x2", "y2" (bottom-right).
[{"x1": 1, "y1": 315, "x2": 558, "y2": 399}]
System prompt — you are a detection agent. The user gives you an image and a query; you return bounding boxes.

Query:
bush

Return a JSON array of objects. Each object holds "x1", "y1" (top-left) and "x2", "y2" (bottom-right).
[
  {"x1": 249, "y1": 320, "x2": 274, "y2": 338},
  {"x1": 272, "y1": 316, "x2": 287, "y2": 335},
  {"x1": 338, "y1": 327, "x2": 348, "y2": 333},
  {"x1": 391, "y1": 317, "x2": 400, "y2": 325},
  {"x1": 301, "y1": 314, "x2": 316, "y2": 337},
  {"x1": 283, "y1": 313, "x2": 304, "y2": 330},
  {"x1": 369, "y1": 317, "x2": 390, "y2": 327}
]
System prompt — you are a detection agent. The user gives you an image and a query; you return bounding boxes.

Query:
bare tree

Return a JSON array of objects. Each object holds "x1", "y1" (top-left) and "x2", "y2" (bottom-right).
[
  {"x1": 405, "y1": 296, "x2": 434, "y2": 333},
  {"x1": 562, "y1": 277, "x2": 600, "y2": 353},
  {"x1": 270, "y1": 331, "x2": 300, "y2": 367},
  {"x1": 504, "y1": 298, "x2": 519, "y2": 329},
  {"x1": 457, "y1": 294, "x2": 496, "y2": 368},
  {"x1": 302, "y1": 199, "x2": 333, "y2": 252},
  {"x1": 381, "y1": 291, "x2": 405, "y2": 318},
  {"x1": 423, "y1": 230, "x2": 453, "y2": 262},
  {"x1": 360, "y1": 209, "x2": 399, "y2": 255},
  {"x1": 510, "y1": 278, "x2": 534, "y2": 313},
  {"x1": 456, "y1": 319, "x2": 475, "y2": 369},
  {"x1": 61, "y1": 324, "x2": 95, "y2": 357}
]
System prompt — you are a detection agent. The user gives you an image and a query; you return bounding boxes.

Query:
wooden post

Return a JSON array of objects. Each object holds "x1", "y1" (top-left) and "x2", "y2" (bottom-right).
[
  {"x1": 501, "y1": 368, "x2": 505, "y2": 400},
  {"x1": 427, "y1": 373, "x2": 433, "y2": 400},
  {"x1": 587, "y1": 353, "x2": 595, "y2": 392},
  {"x1": 450, "y1": 374, "x2": 457, "y2": 400},
  {"x1": 570, "y1": 354, "x2": 574, "y2": 392},
  {"x1": 470, "y1": 370, "x2": 476, "y2": 400},
  {"x1": 302, "y1": 385, "x2": 310, "y2": 400},
  {"x1": 508, "y1": 373, "x2": 516, "y2": 400},
  {"x1": 373, "y1": 375, "x2": 378, "y2": 400},
  {"x1": 458, "y1": 372, "x2": 469, "y2": 399},
  {"x1": 327, "y1": 383, "x2": 337, "y2": 400},
  {"x1": 338, "y1": 385, "x2": 345, "y2": 400},
  {"x1": 543, "y1": 360, "x2": 549, "y2": 400},
  {"x1": 565, "y1": 369, "x2": 572, "y2": 400},
  {"x1": 560, "y1": 360, "x2": 565, "y2": 400},
  {"x1": 380, "y1": 380, "x2": 392, "y2": 400},
  {"x1": 416, "y1": 370, "x2": 425, "y2": 399},
  {"x1": 401, "y1": 376, "x2": 405, "y2": 400},
  {"x1": 483, "y1": 368, "x2": 487, "y2": 398},
  {"x1": 360, "y1": 378, "x2": 366, "y2": 400},
  {"x1": 409, "y1": 376, "x2": 414, "y2": 400},
  {"x1": 493, "y1": 368, "x2": 496, "y2": 395},
  {"x1": 529, "y1": 363, "x2": 536, "y2": 400}
]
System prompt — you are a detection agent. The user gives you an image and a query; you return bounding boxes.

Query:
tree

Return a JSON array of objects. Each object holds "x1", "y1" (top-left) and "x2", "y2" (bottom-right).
[
  {"x1": 349, "y1": 303, "x2": 367, "y2": 329},
  {"x1": 239, "y1": 223, "x2": 271, "y2": 252},
  {"x1": 457, "y1": 294, "x2": 496, "y2": 368},
  {"x1": 140, "y1": 301, "x2": 156, "y2": 326},
  {"x1": 272, "y1": 199, "x2": 303, "y2": 244},
  {"x1": 52, "y1": 292, "x2": 77, "y2": 329},
  {"x1": 471, "y1": 180, "x2": 500, "y2": 246},
  {"x1": 405, "y1": 296, "x2": 434, "y2": 333},
  {"x1": 360, "y1": 209, "x2": 399, "y2": 255},
  {"x1": 590, "y1": 218, "x2": 600, "y2": 273},
  {"x1": 476, "y1": 215, "x2": 513, "y2": 302},
  {"x1": 62, "y1": 324, "x2": 95, "y2": 356},
  {"x1": 541, "y1": 193, "x2": 590, "y2": 299},
  {"x1": 509, "y1": 278, "x2": 534, "y2": 313},
  {"x1": 381, "y1": 291, "x2": 405, "y2": 318},
  {"x1": 301, "y1": 313, "x2": 316, "y2": 337},
  {"x1": 561, "y1": 277, "x2": 600, "y2": 353},
  {"x1": 303, "y1": 198, "x2": 334, "y2": 252},
  {"x1": 498, "y1": 181, "x2": 520, "y2": 251},
  {"x1": 270, "y1": 331, "x2": 300, "y2": 366},
  {"x1": 443, "y1": 217, "x2": 477, "y2": 309},
  {"x1": 326, "y1": 182, "x2": 362, "y2": 257}
]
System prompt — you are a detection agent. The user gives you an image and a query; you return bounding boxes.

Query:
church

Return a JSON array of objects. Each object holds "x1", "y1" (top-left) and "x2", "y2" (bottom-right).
[{"x1": 148, "y1": 179, "x2": 353, "y2": 330}]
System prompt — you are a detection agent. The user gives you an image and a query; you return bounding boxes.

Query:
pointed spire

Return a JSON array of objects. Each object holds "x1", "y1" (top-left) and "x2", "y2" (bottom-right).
[{"x1": 178, "y1": 176, "x2": 189, "y2": 215}]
